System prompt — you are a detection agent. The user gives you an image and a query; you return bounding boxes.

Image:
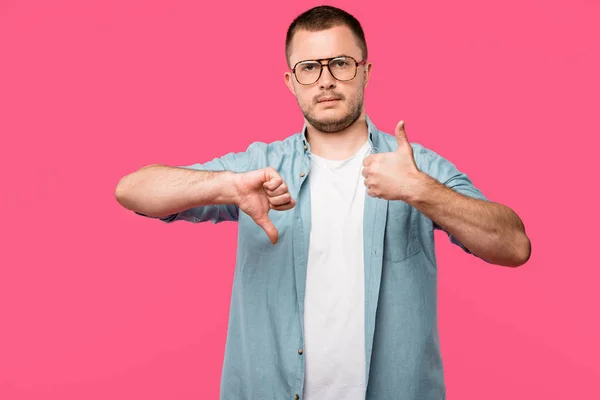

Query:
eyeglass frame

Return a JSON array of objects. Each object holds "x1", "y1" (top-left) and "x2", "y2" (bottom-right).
[{"x1": 290, "y1": 55, "x2": 368, "y2": 85}]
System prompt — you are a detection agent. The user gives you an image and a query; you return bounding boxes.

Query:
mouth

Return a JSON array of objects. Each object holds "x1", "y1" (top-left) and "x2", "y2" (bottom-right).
[{"x1": 317, "y1": 97, "x2": 341, "y2": 104}]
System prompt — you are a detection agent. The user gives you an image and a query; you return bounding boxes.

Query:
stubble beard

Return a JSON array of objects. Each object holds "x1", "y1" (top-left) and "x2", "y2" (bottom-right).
[{"x1": 301, "y1": 88, "x2": 364, "y2": 133}]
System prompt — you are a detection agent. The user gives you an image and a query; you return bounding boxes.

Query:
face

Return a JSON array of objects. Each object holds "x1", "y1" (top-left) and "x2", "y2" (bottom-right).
[{"x1": 284, "y1": 25, "x2": 372, "y2": 133}]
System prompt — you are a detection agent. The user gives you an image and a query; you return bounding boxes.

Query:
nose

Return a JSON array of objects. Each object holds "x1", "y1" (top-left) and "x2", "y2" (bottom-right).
[{"x1": 318, "y1": 64, "x2": 336, "y2": 89}]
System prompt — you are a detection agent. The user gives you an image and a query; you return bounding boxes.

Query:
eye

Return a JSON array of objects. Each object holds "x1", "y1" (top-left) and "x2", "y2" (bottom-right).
[
  {"x1": 298, "y1": 63, "x2": 319, "y2": 72},
  {"x1": 332, "y1": 59, "x2": 351, "y2": 68}
]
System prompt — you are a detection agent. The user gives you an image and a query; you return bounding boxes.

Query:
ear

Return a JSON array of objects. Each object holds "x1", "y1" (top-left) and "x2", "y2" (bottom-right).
[
  {"x1": 363, "y1": 62, "x2": 373, "y2": 88},
  {"x1": 284, "y1": 72, "x2": 297, "y2": 96}
]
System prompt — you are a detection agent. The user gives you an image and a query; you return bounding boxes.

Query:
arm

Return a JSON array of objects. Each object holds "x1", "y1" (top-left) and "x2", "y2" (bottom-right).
[
  {"x1": 406, "y1": 172, "x2": 531, "y2": 267},
  {"x1": 114, "y1": 145, "x2": 256, "y2": 224},
  {"x1": 362, "y1": 120, "x2": 531, "y2": 267},
  {"x1": 114, "y1": 142, "x2": 295, "y2": 243},
  {"x1": 114, "y1": 165, "x2": 239, "y2": 218}
]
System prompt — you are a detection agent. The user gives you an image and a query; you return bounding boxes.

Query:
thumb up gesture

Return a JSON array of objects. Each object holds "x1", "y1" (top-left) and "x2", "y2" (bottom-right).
[
  {"x1": 235, "y1": 167, "x2": 295, "y2": 244},
  {"x1": 362, "y1": 120, "x2": 423, "y2": 201}
]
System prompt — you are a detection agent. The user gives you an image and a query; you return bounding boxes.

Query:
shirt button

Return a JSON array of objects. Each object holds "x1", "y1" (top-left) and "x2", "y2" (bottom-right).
[
  {"x1": 300, "y1": 172, "x2": 306, "y2": 177},
  {"x1": 294, "y1": 395, "x2": 300, "y2": 400},
  {"x1": 304, "y1": 145, "x2": 308, "y2": 150},
  {"x1": 298, "y1": 348, "x2": 303, "y2": 355}
]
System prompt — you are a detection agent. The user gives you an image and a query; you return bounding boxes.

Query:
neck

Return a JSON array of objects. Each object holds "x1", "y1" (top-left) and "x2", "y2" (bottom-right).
[{"x1": 306, "y1": 113, "x2": 369, "y2": 160}]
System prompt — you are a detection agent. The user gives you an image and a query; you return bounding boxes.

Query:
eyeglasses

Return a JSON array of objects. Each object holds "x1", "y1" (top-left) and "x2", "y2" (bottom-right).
[{"x1": 291, "y1": 56, "x2": 367, "y2": 85}]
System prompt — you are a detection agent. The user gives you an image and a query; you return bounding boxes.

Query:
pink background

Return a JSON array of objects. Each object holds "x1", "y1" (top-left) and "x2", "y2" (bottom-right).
[{"x1": 1, "y1": 0, "x2": 599, "y2": 398}]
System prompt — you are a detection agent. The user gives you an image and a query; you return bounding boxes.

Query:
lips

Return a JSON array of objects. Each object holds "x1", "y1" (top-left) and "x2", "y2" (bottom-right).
[{"x1": 317, "y1": 97, "x2": 340, "y2": 103}]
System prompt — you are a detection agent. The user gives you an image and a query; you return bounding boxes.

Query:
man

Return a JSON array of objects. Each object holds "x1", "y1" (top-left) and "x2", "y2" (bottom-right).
[{"x1": 115, "y1": 5, "x2": 531, "y2": 400}]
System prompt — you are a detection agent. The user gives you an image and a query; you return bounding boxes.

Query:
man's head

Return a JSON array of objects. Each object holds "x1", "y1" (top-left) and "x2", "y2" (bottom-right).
[{"x1": 284, "y1": 6, "x2": 372, "y2": 133}]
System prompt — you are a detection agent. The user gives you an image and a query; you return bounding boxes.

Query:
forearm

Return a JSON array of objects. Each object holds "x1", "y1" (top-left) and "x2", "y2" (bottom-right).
[
  {"x1": 406, "y1": 172, "x2": 531, "y2": 267},
  {"x1": 114, "y1": 164, "x2": 239, "y2": 217}
]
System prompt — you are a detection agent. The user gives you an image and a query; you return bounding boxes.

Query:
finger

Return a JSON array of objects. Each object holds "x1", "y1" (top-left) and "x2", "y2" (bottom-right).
[
  {"x1": 255, "y1": 216, "x2": 278, "y2": 244},
  {"x1": 395, "y1": 120, "x2": 409, "y2": 149},
  {"x1": 268, "y1": 193, "x2": 293, "y2": 206},
  {"x1": 263, "y1": 169, "x2": 282, "y2": 190},
  {"x1": 363, "y1": 154, "x2": 374, "y2": 167},
  {"x1": 263, "y1": 175, "x2": 282, "y2": 191},
  {"x1": 264, "y1": 182, "x2": 289, "y2": 197},
  {"x1": 270, "y1": 198, "x2": 296, "y2": 211},
  {"x1": 361, "y1": 166, "x2": 369, "y2": 178},
  {"x1": 366, "y1": 187, "x2": 379, "y2": 198}
]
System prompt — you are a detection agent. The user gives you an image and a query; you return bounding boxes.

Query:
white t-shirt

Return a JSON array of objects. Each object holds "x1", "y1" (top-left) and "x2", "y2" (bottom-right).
[{"x1": 303, "y1": 139, "x2": 372, "y2": 400}]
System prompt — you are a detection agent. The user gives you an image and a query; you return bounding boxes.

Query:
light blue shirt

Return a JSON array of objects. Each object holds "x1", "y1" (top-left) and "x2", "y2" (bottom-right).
[{"x1": 145, "y1": 116, "x2": 488, "y2": 399}]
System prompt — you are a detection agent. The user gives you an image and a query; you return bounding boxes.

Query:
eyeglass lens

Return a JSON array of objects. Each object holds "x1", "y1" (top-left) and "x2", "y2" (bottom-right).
[{"x1": 295, "y1": 57, "x2": 357, "y2": 85}]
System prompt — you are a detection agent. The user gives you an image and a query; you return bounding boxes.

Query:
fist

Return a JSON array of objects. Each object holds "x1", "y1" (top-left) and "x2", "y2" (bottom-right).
[
  {"x1": 235, "y1": 167, "x2": 295, "y2": 244},
  {"x1": 362, "y1": 120, "x2": 422, "y2": 201}
]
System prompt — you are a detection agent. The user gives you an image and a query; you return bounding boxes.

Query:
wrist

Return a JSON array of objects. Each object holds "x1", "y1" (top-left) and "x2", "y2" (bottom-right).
[
  {"x1": 402, "y1": 171, "x2": 432, "y2": 205},
  {"x1": 225, "y1": 171, "x2": 243, "y2": 205},
  {"x1": 195, "y1": 171, "x2": 241, "y2": 205}
]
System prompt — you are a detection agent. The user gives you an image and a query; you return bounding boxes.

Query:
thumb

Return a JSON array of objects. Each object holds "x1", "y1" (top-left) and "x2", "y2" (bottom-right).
[
  {"x1": 395, "y1": 120, "x2": 408, "y2": 149},
  {"x1": 255, "y1": 216, "x2": 279, "y2": 244}
]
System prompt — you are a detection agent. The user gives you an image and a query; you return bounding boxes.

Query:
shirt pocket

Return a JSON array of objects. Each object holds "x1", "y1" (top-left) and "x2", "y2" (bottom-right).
[{"x1": 383, "y1": 201, "x2": 421, "y2": 263}]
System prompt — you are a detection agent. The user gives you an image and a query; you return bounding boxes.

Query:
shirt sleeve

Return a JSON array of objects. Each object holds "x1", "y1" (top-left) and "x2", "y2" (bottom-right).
[
  {"x1": 137, "y1": 142, "x2": 258, "y2": 224},
  {"x1": 418, "y1": 145, "x2": 489, "y2": 257}
]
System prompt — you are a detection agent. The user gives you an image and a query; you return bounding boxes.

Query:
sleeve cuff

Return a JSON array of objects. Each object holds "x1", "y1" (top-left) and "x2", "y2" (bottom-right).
[{"x1": 134, "y1": 211, "x2": 178, "y2": 222}]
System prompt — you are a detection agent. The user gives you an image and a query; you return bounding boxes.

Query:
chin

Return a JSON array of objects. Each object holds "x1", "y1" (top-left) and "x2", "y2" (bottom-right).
[
  {"x1": 307, "y1": 115, "x2": 351, "y2": 133},
  {"x1": 315, "y1": 106, "x2": 345, "y2": 119}
]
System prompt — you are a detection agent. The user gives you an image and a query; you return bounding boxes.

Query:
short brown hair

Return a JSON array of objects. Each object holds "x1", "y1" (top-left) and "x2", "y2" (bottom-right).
[{"x1": 285, "y1": 5, "x2": 368, "y2": 67}]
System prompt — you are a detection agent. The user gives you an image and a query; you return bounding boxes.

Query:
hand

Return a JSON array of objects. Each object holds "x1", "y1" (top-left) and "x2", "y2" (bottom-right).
[
  {"x1": 234, "y1": 167, "x2": 295, "y2": 244},
  {"x1": 362, "y1": 120, "x2": 423, "y2": 201}
]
